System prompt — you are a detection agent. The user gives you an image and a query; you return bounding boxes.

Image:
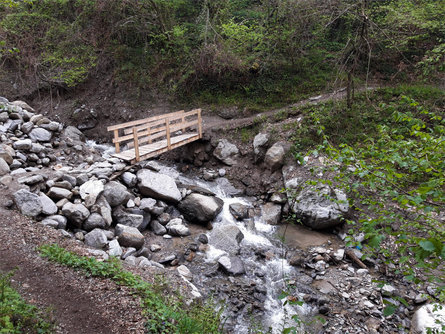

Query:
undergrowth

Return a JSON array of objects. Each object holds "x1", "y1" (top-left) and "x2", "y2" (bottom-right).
[
  {"x1": 291, "y1": 85, "x2": 445, "y2": 303},
  {"x1": 38, "y1": 244, "x2": 222, "y2": 334},
  {"x1": 0, "y1": 271, "x2": 54, "y2": 334}
]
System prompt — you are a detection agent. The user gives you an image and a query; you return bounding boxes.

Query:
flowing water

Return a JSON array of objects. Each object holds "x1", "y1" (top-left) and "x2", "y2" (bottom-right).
[{"x1": 92, "y1": 146, "x2": 316, "y2": 333}]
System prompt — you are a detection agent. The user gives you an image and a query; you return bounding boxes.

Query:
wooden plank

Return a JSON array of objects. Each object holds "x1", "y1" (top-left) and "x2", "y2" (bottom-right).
[
  {"x1": 198, "y1": 109, "x2": 202, "y2": 138},
  {"x1": 133, "y1": 127, "x2": 140, "y2": 162},
  {"x1": 114, "y1": 129, "x2": 120, "y2": 153},
  {"x1": 107, "y1": 110, "x2": 185, "y2": 131},
  {"x1": 112, "y1": 133, "x2": 199, "y2": 161},
  {"x1": 166, "y1": 118, "x2": 171, "y2": 150},
  {"x1": 122, "y1": 112, "x2": 185, "y2": 135}
]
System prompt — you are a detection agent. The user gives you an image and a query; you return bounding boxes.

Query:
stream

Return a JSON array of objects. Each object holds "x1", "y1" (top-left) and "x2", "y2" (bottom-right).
[{"x1": 88, "y1": 141, "x2": 321, "y2": 333}]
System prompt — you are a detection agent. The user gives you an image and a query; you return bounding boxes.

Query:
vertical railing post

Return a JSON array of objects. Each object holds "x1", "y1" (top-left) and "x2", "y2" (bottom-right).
[
  {"x1": 198, "y1": 109, "x2": 202, "y2": 138},
  {"x1": 181, "y1": 114, "x2": 185, "y2": 133},
  {"x1": 133, "y1": 127, "x2": 140, "y2": 162},
  {"x1": 147, "y1": 123, "x2": 152, "y2": 144},
  {"x1": 166, "y1": 118, "x2": 171, "y2": 150},
  {"x1": 114, "y1": 129, "x2": 120, "y2": 153}
]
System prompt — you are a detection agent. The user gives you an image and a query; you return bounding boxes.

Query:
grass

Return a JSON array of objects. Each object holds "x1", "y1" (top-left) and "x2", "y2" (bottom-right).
[
  {"x1": 38, "y1": 244, "x2": 222, "y2": 334},
  {"x1": 0, "y1": 271, "x2": 54, "y2": 334},
  {"x1": 291, "y1": 84, "x2": 445, "y2": 151}
]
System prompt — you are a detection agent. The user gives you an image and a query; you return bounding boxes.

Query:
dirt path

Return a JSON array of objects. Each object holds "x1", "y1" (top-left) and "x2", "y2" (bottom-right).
[
  {"x1": 0, "y1": 206, "x2": 145, "y2": 334},
  {"x1": 202, "y1": 85, "x2": 379, "y2": 132}
]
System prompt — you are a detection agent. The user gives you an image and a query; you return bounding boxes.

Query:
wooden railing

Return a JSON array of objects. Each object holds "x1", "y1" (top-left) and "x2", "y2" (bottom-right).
[{"x1": 107, "y1": 109, "x2": 202, "y2": 162}]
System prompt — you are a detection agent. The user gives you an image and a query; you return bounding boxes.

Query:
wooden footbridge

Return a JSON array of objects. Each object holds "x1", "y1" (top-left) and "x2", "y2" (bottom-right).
[{"x1": 107, "y1": 109, "x2": 202, "y2": 163}]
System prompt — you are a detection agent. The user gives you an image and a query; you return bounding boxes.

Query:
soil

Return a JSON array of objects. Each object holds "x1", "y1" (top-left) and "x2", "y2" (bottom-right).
[{"x1": 0, "y1": 205, "x2": 146, "y2": 334}]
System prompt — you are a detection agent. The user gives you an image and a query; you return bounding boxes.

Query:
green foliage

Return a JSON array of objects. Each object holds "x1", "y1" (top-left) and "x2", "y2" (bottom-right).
[
  {"x1": 38, "y1": 244, "x2": 222, "y2": 334},
  {"x1": 0, "y1": 271, "x2": 54, "y2": 333},
  {"x1": 293, "y1": 85, "x2": 445, "y2": 298}
]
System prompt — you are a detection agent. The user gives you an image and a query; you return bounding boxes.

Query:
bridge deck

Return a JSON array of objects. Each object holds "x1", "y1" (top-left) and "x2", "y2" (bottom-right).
[{"x1": 107, "y1": 109, "x2": 202, "y2": 164}]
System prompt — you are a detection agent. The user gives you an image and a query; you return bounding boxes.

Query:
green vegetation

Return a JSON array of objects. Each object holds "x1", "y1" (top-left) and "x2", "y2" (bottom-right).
[
  {"x1": 0, "y1": 0, "x2": 443, "y2": 106},
  {"x1": 38, "y1": 244, "x2": 222, "y2": 334},
  {"x1": 0, "y1": 271, "x2": 54, "y2": 334},
  {"x1": 292, "y1": 85, "x2": 445, "y2": 300}
]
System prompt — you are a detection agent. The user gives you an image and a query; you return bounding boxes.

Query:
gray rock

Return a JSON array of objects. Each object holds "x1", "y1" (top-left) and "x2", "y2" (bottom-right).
[
  {"x1": 76, "y1": 173, "x2": 89, "y2": 186},
  {"x1": 108, "y1": 239, "x2": 123, "y2": 257},
  {"x1": 79, "y1": 179, "x2": 104, "y2": 207},
  {"x1": 229, "y1": 203, "x2": 250, "y2": 220},
  {"x1": 83, "y1": 213, "x2": 106, "y2": 231},
  {"x1": 29, "y1": 128, "x2": 52, "y2": 142},
  {"x1": 0, "y1": 158, "x2": 9, "y2": 176},
  {"x1": 121, "y1": 247, "x2": 137, "y2": 260},
  {"x1": 122, "y1": 172, "x2": 137, "y2": 187},
  {"x1": 61, "y1": 202, "x2": 90, "y2": 228},
  {"x1": 21, "y1": 121, "x2": 34, "y2": 134},
  {"x1": 30, "y1": 143, "x2": 45, "y2": 154},
  {"x1": 112, "y1": 206, "x2": 145, "y2": 230},
  {"x1": 178, "y1": 193, "x2": 224, "y2": 224},
  {"x1": 115, "y1": 224, "x2": 145, "y2": 249},
  {"x1": 13, "y1": 139, "x2": 32, "y2": 150},
  {"x1": 62, "y1": 126, "x2": 85, "y2": 143},
  {"x1": 39, "y1": 193, "x2": 58, "y2": 215},
  {"x1": 41, "y1": 218, "x2": 59, "y2": 229},
  {"x1": 137, "y1": 169, "x2": 182, "y2": 203},
  {"x1": 92, "y1": 195, "x2": 113, "y2": 227},
  {"x1": 62, "y1": 174, "x2": 77, "y2": 187},
  {"x1": 47, "y1": 187, "x2": 73, "y2": 200},
  {"x1": 140, "y1": 198, "x2": 157, "y2": 212},
  {"x1": 46, "y1": 215, "x2": 67, "y2": 229},
  {"x1": 84, "y1": 228, "x2": 108, "y2": 249},
  {"x1": 218, "y1": 256, "x2": 245, "y2": 275},
  {"x1": 261, "y1": 202, "x2": 281, "y2": 225},
  {"x1": 53, "y1": 180, "x2": 73, "y2": 190},
  {"x1": 103, "y1": 181, "x2": 131, "y2": 207},
  {"x1": 213, "y1": 139, "x2": 239, "y2": 166},
  {"x1": 10, "y1": 100, "x2": 34, "y2": 112},
  {"x1": 382, "y1": 284, "x2": 398, "y2": 297},
  {"x1": 41, "y1": 121, "x2": 60, "y2": 132},
  {"x1": 0, "y1": 145, "x2": 14, "y2": 165},
  {"x1": 166, "y1": 219, "x2": 191, "y2": 237},
  {"x1": 253, "y1": 132, "x2": 270, "y2": 162},
  {"x1": 0, "y1": 112, "x2": 8, "y2": 122},
  {"x1": 264, "y1": 142, "x2": 289, "y2": 171},
  {"x1": 150, "y1": 220, "x2": 167, "y2": 235},
  {"x1": 283, "y1": 168, "x2": 349, "y2": 230},
  {"x1": 13, "y1": 189, "x2": 42, "y2": 217},
  {"x1": 158, "y1": 212, "x2": 171, "y2": 225},
  {"x1": 209, "y1": 225, "x2": 244, "y2": 255},
  {"x1": 177, "y1": 265, "x2": 193, "y2": 281}
]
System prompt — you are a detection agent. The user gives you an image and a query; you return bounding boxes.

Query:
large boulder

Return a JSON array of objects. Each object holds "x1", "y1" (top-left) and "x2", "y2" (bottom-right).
[
  {"x1": 79, "y1": 180, "x2": 104, "y2": 207},
  {"x1": 13, "y1": 189, "x2": 42, "y2": 217},
  {"x1": 209, "y1": 225, "x2": 244, "y2": 255},
  {"x1": 115, "y1": 224, "x2": 145, "y2": 249},
  {"x1": 137, "y1": 169, "x2": 181, "y2": 203},
  {"x1": 264, "y1": 142, "x2": 289, "y2": 171},
  {"x1": 261, "y1": 202, "x2": 282, "y2": 225},
  {"x1": 213, "y1": 139, "x2": 239, "y2": 166},
  {"x1": 29, "y1": 128, "x2": 52, "y2": 142},
  {"x1": 410, "y1": 304, "x2": 445, "y2": 334},
  {"x1": 178, "y1": 193, "x2": 224, "y2": 224},
  {"x1": 103, "y1": 181, "x2": 131, "y2": 207},
  {"x1": 62, "y1": 126, "x2": 85, "y2": 143},
  {"x1": 61, "y1": 202, "x2": 90, "y2": 228},
  {"x1": 84, "y1": 228, "x2": 108, "y2": 249},
  {"x1": 283, "y1": 167, "x2": 349, "y2": 230}
]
